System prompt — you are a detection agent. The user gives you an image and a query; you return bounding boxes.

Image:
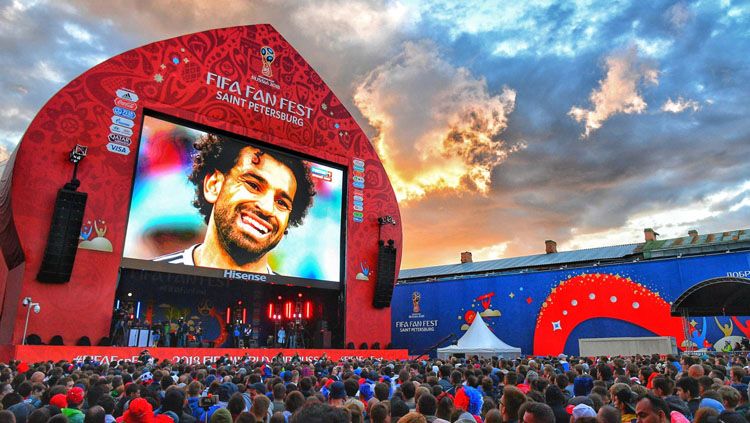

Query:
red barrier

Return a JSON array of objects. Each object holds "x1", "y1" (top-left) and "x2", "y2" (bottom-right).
[{"x1": 3, "y1": 345, "x2": 408, "y2": 364}]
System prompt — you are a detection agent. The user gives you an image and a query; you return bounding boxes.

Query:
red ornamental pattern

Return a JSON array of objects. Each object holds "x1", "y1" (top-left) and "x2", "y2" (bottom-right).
[
  {"x1": 9, "y1": 25, "x2": 401, "y2": 347},
  {"x1": 533, "y1": 273, "x2": 686, "y2": 355}
]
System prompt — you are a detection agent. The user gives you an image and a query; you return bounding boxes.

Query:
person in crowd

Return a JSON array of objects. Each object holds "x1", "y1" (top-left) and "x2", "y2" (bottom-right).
[
  {"x1": 598, "y1": 405, "x2": 622, "y2": 423},
  {"x1": 635, "y1": 394, "x2": 669, "y2": 423},
  {"x1": 4, "y1": 351, "x2": 750, "y2": 423},
  {"x1": 523, "y1": 402, "x2": 555, "y2": 423},
  {"x1": 62, "y1": 387, "x2": 85, "y2": 423},
  {"x1": 718, "y1": 386, "x2": 749, "y2": 423},
  {"x1": 675, "y1": 377, "x2": 701, "y2": 417},
  {"x1": 501, "y1": 385, "x2": 527, "y2": 423}
]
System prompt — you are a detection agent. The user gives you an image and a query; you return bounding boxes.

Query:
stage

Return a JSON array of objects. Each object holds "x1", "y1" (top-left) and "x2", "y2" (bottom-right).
[{"x1": 0, "y1": 345, "x2": 409, "y2": 364}]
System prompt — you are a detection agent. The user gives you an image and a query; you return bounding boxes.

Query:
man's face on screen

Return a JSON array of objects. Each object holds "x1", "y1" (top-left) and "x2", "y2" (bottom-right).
[{"x1": 208, "y1": 146, "x2": 297, "y2": 262}]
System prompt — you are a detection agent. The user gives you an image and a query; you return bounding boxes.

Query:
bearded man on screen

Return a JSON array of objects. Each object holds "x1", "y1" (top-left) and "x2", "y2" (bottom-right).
[{"x1": 155, "y1": 134, "x2": 316, "y2": 274}]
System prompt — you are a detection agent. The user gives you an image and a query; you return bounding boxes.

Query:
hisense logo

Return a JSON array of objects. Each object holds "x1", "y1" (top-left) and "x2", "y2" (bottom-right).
[{"x1": 224, "y1": 269, "x2": 267, "y2": 282}]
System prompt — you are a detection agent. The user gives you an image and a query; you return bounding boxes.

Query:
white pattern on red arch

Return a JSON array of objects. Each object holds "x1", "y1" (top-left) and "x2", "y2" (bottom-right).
[{"x1": 532, "y1": 273, "x2": 685, "y2": 355}]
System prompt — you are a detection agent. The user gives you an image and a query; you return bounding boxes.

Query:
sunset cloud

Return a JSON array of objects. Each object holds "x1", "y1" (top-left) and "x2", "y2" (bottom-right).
[
  {"x1": 569, "y1": 46, "x2": 659, "y2": 138},
  {"x1": 3, "y1": 1, "x2": 750, "y2": 271},
  {"x1": 661, "y1": 97, "x2": 700, "y2": 113},
  {"x1": 291, "y1": 0, "x2": 419, "y2": 49},
  {"x1": 354, "y1": 40, "x2": 522, "y2": 201}
]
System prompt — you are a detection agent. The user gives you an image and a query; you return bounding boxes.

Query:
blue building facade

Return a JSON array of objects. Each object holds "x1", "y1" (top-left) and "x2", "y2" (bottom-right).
[{"x1": 392, "y1": 249, "x2": 750, "y2": 356}]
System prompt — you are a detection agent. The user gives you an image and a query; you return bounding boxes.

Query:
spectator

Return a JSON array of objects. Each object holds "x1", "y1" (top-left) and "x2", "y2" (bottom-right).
[
  {"x1": 370, "y1": 402, "x2": 390, "y2": 423},
  {"x1": 84, "y1": 406, "x2": 106, "y2": 423},
  {"x1": 501, "y1": 386, "x2": 527, "y2": 423},
  {"x1": 397, "y1": 412, "x2": 427, "y2": 423},
  {"x1": 675, "y1": 377, "x2": 700, "y2": 417},
  {"x1": 635, "y1": 394, "x2": 669, "y2": 423},
  {"x1": 718, "y1": 386, "x2": 748, "y2": 423},
  {"x1": 523, "y1": 402, "x2": 555, "y2": 423},
  {"x1": 597, "y1": 405, "x2": 621, "y2": 423},
  {"x1": 544, "y1": 385, "x2": 568, "y2": 423},
  {"x1": 63, "y1": 387, "x2": 86, "y2": 423}
]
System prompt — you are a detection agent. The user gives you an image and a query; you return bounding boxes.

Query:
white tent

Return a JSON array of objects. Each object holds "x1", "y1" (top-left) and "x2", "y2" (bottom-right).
[{"x1": 437, "y1": 313, "x2": 522, "y2": 359}]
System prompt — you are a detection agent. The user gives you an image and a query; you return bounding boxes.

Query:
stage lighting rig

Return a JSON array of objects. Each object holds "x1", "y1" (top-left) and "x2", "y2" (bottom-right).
[
  {"x1": 378, "y1": 215, "x2": 397, "y2": 226},
  {"x1": 65, "y1": 144, "x2": 88, "y2": 191}
]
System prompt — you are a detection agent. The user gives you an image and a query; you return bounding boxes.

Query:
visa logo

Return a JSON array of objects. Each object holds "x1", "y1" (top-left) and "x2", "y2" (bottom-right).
[
  {"x1": 116, "y1": 89, "x2": 139, "y2": 102},
  {"x1": 113, "y1": 107, "x2": 136, "y2": 120},
  {"x1": 106, "y1": 142, "x2": 130, "y2": 155},
  {"x1": 111, "y1": 116, "x2": 135, "y2": 128},
  {"x1": 110, "y1": 124, "x2": 133, "y2": 137}
]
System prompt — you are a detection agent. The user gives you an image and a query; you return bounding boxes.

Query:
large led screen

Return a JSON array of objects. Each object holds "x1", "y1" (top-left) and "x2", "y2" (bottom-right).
[{"x1": 122, "y1": 114, "x2": 344, "y2": 288}]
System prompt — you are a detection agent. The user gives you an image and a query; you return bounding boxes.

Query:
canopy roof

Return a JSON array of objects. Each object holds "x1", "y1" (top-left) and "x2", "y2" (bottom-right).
[{"x1": 671, "y1": 277, "x2": 750, "y2": 317}]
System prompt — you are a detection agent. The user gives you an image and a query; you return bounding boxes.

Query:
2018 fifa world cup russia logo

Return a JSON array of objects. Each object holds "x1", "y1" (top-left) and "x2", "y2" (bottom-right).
[
  {"x1": 412, "y1": 292, "x2": 421, "y2": 314},
  {"x1": 260, "y1": 46, "x2": 275, "y2": 78}
]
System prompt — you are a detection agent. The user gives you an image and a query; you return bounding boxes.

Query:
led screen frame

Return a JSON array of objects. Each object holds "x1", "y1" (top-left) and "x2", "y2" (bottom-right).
[{"x1": 120, "y1": 112, "x2": 346, "y2": 290}]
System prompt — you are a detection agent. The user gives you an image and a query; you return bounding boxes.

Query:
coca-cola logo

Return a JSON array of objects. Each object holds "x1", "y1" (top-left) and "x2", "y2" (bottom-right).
[{"x1": 114, "y1": 97, "x2": 137, "y2": 111}]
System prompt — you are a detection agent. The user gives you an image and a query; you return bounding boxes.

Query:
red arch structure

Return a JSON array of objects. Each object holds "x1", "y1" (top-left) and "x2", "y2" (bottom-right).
[
  {"x1": 0, "y1": 25, "x2": 401, "y2": 348},
  {"x1": 533, "y1": 273, "x2": 686, "y2": 355}
]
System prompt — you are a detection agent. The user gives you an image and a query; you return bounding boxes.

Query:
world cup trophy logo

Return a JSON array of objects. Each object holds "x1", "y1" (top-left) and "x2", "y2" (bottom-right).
[
  {"x1": 412, "y1": 292, "x2": 421, "y2": 314},
  {"x1": 260, "y1": 46, "x2": 275, "y2": 78}
]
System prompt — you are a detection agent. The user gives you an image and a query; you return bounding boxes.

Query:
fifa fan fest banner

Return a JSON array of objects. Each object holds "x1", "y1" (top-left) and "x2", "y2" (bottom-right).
[
  {"x1": 2, "y1": 24, "x2": 402, "y2": 348},
  {"x1": 6, "y1": 346, "x2": 408, "y2": 365},
  {"x1": 392, "y1": 251, "x2": 750, "y2": 356}
]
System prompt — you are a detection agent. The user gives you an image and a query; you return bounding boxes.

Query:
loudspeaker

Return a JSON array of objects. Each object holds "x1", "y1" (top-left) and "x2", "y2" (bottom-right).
[
  {"x1": 372, "y1": 239, "x2": 397, "y2": 308},
  {"x1": 37, "y1": 188, "x2": 87, "y2": 283}
]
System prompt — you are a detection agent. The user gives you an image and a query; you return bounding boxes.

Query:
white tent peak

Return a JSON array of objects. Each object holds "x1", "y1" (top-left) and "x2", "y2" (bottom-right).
[
  {"x1": 456, "y1": 313, "x2": 515, "y2": 349},
  {"x1": 437, "y1": 312, "x2": 521, "y2": 358}
]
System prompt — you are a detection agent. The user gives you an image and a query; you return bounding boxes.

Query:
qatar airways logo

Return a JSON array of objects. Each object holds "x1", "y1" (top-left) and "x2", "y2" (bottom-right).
[{"x1": 224, "y1": 269, "x2": 267, "y2": 282}]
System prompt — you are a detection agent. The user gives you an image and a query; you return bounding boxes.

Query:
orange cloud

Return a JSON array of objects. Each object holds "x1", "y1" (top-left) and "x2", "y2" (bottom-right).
[
  {"x1": 354, "y1": 40, "x2": 523, "y2": 201},
  {"x1": 569, "y1": 46, "x2": 658, "y2": 138}
]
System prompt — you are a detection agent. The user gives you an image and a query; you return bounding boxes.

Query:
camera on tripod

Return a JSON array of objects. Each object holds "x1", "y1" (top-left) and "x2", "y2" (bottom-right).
[{"x1": 199, "y1": 395, "x2": 217, "y2": 409}]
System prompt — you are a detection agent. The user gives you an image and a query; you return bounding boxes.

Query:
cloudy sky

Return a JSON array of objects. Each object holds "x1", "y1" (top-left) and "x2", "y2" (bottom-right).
[{"x1": 2, "y1": 0, "x2": 749, "y2": 269}]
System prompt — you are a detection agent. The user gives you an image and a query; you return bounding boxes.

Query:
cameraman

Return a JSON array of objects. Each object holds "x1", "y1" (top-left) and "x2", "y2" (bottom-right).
[{"x1": 187, "y1": 382, "x2": 222, "y2": 423}]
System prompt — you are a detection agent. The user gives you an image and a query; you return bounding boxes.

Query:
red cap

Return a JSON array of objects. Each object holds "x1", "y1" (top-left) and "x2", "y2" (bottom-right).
[
  {"x1": 67, "y1": 387, "x2": 84, "y2": 406},
  {"x1": 122, "y1": 398, "x2": 154, "y2": 423},
  {"x1": 50, "y1": 393, "x2": 68, "y2": 409}
]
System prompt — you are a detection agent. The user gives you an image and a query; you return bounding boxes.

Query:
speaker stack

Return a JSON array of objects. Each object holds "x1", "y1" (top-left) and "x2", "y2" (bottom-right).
[
  {"x1": 372, "y1": 239, "x2": 397, "y2": 308},
  {"x1": 36, "y1": 188, "x2": 87, "y2": 283}
]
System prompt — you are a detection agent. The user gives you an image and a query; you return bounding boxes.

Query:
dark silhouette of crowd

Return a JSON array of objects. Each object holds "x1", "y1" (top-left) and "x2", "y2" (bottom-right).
[{"x1": 1, "y1": 351, "x2": 749, "y2": 423}]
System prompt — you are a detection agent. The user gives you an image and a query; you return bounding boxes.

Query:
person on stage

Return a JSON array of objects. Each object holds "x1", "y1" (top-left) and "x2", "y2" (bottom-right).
[{"x1": 277, "y1": 326, "x2": 286, "y2": 347}]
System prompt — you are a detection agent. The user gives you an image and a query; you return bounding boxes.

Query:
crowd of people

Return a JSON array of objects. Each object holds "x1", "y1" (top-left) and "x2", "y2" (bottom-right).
[{"x1": 0, "y1": 351, "x2": 749, "y2": 423}]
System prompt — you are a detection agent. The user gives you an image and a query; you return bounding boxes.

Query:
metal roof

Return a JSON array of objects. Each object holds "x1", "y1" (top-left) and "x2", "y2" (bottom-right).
[
  {"x1": 398, "y1": 228, "x2": 750, "y2": 283},
  {"x1": 639, "y1": 229, "x2": 750, "y2": 258},
  {"x1": 398, "y1": 243, "x2": 640, "y2": 281}
]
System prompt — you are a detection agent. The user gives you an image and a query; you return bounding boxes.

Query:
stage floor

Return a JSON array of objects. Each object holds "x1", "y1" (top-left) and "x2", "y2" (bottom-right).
[{"x1": 0, "y1": 345, "x2": 408, "y2": 364}]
